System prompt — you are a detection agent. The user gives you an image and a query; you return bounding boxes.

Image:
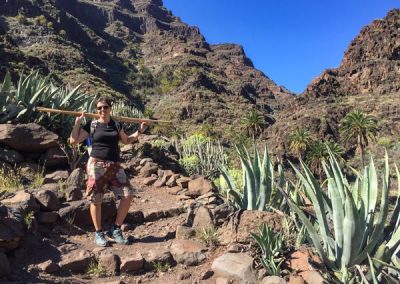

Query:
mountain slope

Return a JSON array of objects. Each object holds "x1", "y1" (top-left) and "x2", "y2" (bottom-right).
[{"x1": 0, "y1": 0, "x2": 293, "y2": 138}]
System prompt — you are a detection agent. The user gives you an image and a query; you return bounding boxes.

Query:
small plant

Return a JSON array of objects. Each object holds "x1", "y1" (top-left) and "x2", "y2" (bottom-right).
[
  {"x1": 59, "y1": 29, "x2": 67, "y2": 38},
  {"x1": 152, "y1": 261, "x2": 171, "y2": 273},
  {"x1": 86, "y1": 260, "x2": 107, "y2": 277},
  {"x1": 150, "y1": 139, "x2": 171, "y2": 151},
  {"x1": 0, "y1": 167, "x2": 23, "y2": 197},
  {"x1": 250, "y1": 223, "x2": 284, "y2": 276},
  {"x1": 60, "y1": 140, "x2": 87, "y2": 171},
  {"x1": 24, "y1": 211, "x2": 35, "y2": 230},
  {"x1": 196, "y1": 227, "x2": 219, "y2": 246},
  {"x1": 16, "y1": 13, "x2": 28, "y2": 25},
  {"x1": 46, "y1": 21, "x2": 53, "y2": 29},
  {"x1": 31, "y1": 162, "x2": 46, "y2": 189}
]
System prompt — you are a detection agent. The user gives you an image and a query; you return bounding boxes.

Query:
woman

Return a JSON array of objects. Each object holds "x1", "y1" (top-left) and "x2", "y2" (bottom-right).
[{"x1": 70, "y1": 96, "x2": 147, "y2": 246}]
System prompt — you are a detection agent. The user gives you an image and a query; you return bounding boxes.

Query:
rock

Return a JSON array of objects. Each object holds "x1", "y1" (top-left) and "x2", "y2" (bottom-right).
[
  {"x1": 153, "y1": 177, "x2": 166, "y2": 188},
  {"x1": 215, "y1": 277, "x2": 230, "y2": 284},
  {"x1": 44, "y1": 170, "x2": 69, "y2": 183},
  {"x1": 177, "y1": 271, "x2": 191, "y2": 280},
  {"x1": 59, "y1": 250, "x2": 95, "y2": 273},
  {"x1": 0, "y1": 148, "x2": 24, "y2": 164},
  {"x1": 166, "y1": 174, "x2": 180, "y2": 187},
  {"x1": 125, "y1": 210, "x2": 144, "y2": 224},
  {"x1": 226, "y1": 243, "x2": 244, "y2": 253},
  {"x1": 65, "y1": 186, "x2": 83, "y2": 202},
  {"x1": 0, "y1": 252, "x2": 10, "y2": 276},
  {"x1": 289, "y1": 275, "x2": 305, "y2": 284},
  {"x1": 18, "y1": 162, "x2": 41, "y2": 182},
  {"x1": 0, "y1": 216, "x2": 24, "y2": 252},
  {"x1": 176, "y1": 177, "x2": 191, "y2": 188},
  {"x1": 120, "y1": 252, "x2": 144, "y2": 272},
  {"x1": 0, "y1": 123, "x2": 59, "y2": 151},
  {"x1": 143, "y1": 176, "x2": 158, "y2": 186},
  {"x1": 139, "y1": 162, "x2": 158, "y2": 177},
  {"x1": 192, "y1": 205, "x2": 214, "y2": 230},
  {"x1": 37, "y1": 211, "x2": 59, "y2": 224},
  {"x1": 219, "y1": 211, "x2": 282, "y2": 245},
  {"x1": 34, "y1": 189, "x2": 60, "y2": 211},
  {"x1": 66, "y1": 168, "x2": 85, "y2": 189},
  {"x1": 40, "y1": 147, "x2": 68, "y2": 168},
  {"x1": 213, "y1": 203, "x2": 235, "y2": 225},
  {"x1": 187, "y1": 177, "x2": 216, "y2": 197},
  {"x1": 262, "y1": 276, "x2": 287, "y2": 284},
  {"x1": 301, "y1": 271, "x2": 325, "y2": 284},
  {"x1": 58, "y1": 197, "x2": 117, "y2": 227},
  {"x1": 167, "y1": 186, "x2": 183, "y2": 195},
  {"x1": 175, "y1": 225, "x2": 196, "y2": 240},
  {"x1": 176, "y1": 194, "x2": 191, "y2": 201},
  {"x1": 211, "y1": 253, "x2": 255, "y2": 283},
  {"x1": 164, "y1": 206, "x2": 183, "y2": 217},
  {"x1": 99, "y1": 253, "x2": 120, "y2": 275},
  {"x1": 139, "y1": 158, "x2": 153, "y2": 166},
  {"x1": 199, "y1": 269, "x2": 214, "y2": 280},
  {"x1": 143, "y1": 248, "x2": 173, "y2": 270},
  {"x1": 37, "y1": 260, "x2": 60, "y2": 274},
  {"x1": 1, "y1": 191, "x2": 40, "y2": 213},
  {"x1": 170, "y1": 239, "x2": 206, "y2": 266},
  {"x1": 143, "y1": 209, "x2": 166, "y2": 222}
]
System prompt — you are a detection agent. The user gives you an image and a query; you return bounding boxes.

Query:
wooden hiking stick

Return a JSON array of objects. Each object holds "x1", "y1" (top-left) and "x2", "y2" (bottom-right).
[{"x1": 36, "y1": 107, "x2": 170, "y2": 125}]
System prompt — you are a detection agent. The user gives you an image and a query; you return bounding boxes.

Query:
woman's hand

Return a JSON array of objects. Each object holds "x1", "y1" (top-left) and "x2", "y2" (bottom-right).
[
  {"x1": 138, "y1": 122, "x2": 148, "y2": 134},
  {"x1": 75, "y1": 112, "x2": 84, "y2": 126}
]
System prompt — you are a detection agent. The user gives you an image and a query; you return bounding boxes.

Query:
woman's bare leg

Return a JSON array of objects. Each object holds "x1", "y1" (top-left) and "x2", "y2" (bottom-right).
[{"x1": 115, "y1": 196, "x2": 134, "y2": 226}]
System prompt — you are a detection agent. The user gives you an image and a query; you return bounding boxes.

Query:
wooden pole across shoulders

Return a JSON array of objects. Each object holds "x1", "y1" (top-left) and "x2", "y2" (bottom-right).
[{"x1": 36, "y1": 107, "x2": 170, "y2": 125}]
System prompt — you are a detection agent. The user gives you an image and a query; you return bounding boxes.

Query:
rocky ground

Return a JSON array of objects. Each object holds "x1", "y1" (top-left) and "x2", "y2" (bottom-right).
[{"x1": 0, "y1": 123, "x2": 327, "y2": 284}]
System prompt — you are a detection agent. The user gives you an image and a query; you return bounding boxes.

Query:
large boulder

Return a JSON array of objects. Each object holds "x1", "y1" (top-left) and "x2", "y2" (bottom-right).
[
  {"x1": 0, "y1": 148, "x2": 24, "y2": 164},
  {"x1": 0, "y1": 123, "x2": 58, "y2": 152},
  {"x1": 34, "y1": 189, "x2": 60, "y2": 211},
  {"x1": 58, "y1": 249, "x2": 95, "y2": 273},
  {"x1": 0, "y1": 252, "x2": 10, "y2": 276},
  {"x1": 186, "y1": 176, "x2": 216, "y2": 197},
  {"x1": 170, "y1": 239, "x2": 206, "y2": 266},
  {"x1": 58, "y1": 195, "x2": 117, "y2": 227},
  {"x1": 211, "y1": 253, "x2": 255, "y2": 283},
  {"x1": 218, "y1": 210, "x2": 282, "y2": 245},
  {"x1": 0, "y1": 214, "x2": 24, "y2": 252},
  {"x1": 1, "y1": 191, "x2": 40, "y2": 213},
  {"x1": 40, "y1": 147, "x2": 68, "y2": 168}
]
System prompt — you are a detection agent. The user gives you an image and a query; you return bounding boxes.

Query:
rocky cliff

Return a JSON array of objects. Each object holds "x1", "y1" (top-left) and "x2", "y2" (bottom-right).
[
  {"x1": 266, "y1": 9, "x2": 400, "y2": 162},
  {"x1": 0, "y1": 0, "x2": 293, "y2": 138}
]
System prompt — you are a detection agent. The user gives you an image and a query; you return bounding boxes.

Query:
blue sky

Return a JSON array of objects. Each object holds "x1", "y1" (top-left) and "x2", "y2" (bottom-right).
[{"x1": 163, "y1": 1, "x2": 399, "y2": 94}]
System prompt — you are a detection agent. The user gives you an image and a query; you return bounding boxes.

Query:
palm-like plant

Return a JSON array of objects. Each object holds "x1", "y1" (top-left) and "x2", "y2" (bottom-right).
[
  {"x1": 306, "y1": 141, "x2": 344, "y2": 181},
  {"x1": 289, "y1": 128, "x2": 312, "y2": 159},
  {"x1": 340, "y1": 110, "x2": 378, "y2": 165},
  {"x1": 241, "y1": 110, "x2": 265, "y2": 141}
]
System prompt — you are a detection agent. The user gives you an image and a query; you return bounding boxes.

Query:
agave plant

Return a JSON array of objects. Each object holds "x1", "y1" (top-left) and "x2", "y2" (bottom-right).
[
  {"x1": 219, "y1": 144, "x2": 284, "y2": 211},
  {"x1": 0, "y1": 69, "x2": 97, "y2": 138},
  {"x1": 285, "y1": 150, "x2": 400, "y2": 283},
  {"x1": 250, "y1": 223, "x2": 284, "y2": 276}
]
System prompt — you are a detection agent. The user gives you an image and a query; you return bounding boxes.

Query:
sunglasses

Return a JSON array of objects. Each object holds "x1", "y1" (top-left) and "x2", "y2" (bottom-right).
[{"x1": 97, "y1": 105, "x2": 110, "y2": 110}]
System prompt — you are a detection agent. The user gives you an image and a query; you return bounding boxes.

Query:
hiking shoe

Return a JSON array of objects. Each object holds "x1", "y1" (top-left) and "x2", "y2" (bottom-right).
[
  {"x1": 94, "y1": 231, "x2": 109, "y2": 247},
  {"x1": 108, "y1": 227, "x2": 130, "y2": 245}
]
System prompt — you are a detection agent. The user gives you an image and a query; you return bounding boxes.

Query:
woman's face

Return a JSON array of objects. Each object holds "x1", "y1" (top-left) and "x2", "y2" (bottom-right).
[{"x1": 96, "y1": 102, "x2": 111, "y2": 119}]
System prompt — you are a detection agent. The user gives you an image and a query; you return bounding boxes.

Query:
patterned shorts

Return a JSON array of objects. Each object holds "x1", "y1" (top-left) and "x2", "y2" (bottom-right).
[{"x1": 86, "y1": 158, "x2": 134, "y2": 204}]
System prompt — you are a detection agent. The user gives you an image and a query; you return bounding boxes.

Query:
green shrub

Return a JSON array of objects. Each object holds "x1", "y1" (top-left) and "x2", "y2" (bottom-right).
[
  {"x1": 196, "y1": 227, "x2": 219, "y2": 246},
  {"x1": 214, "y1": 167, "x2": 243, "y2": 194},
  {"x1": 47, "y1": 21, "x2": 53, "y2": 29},
  {"x1": 178, "y1": 134, "x2": 227, "y2": 178},
  {"x1": 59, "y1": 29, "x2": 67, "y2": 37},
  {"x1": 16, "y1": 14, "x2": 28, "y2": 25},
  {"x1": 377, "y1": 137, "x2": 393, "y2": 148},
  {"x1": 0, "y1": 167, "x2": 23, "y2": 198}
]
